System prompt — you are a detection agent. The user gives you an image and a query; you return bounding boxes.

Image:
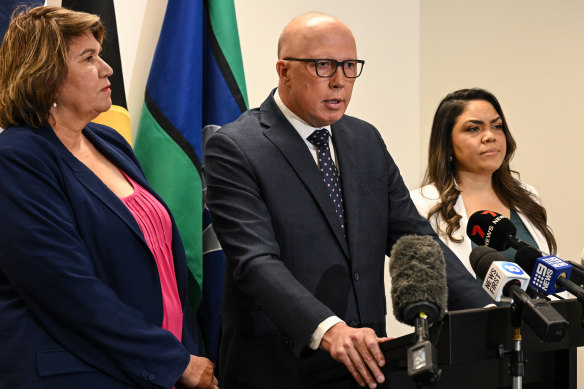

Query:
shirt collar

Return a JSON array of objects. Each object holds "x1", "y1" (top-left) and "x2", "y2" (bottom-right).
[{"x1": 274, "y1": 89, "x2": 332, "y2": 141}]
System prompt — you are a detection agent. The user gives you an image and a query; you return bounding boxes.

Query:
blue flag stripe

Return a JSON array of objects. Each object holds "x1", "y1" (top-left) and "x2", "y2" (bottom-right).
[{"x1": 147, "y1": 1, "x2": 204, "y2": 159}]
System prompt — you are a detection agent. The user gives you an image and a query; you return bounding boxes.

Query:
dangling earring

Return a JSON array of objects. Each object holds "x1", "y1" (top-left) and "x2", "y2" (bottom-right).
[{"x1": 449, "y1": 154, "x2": 453, "y2": 163}]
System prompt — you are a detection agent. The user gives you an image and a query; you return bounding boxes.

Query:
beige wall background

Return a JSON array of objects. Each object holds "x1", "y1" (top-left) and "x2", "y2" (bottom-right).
[{"x1": 116, "y1": 1, "x2": 583, "y2": 385}]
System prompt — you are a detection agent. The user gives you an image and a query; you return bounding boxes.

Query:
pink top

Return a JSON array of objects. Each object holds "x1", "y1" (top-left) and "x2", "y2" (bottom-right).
[{"x1": 119, "y1": 172, "x2": 183, "y2": 341}]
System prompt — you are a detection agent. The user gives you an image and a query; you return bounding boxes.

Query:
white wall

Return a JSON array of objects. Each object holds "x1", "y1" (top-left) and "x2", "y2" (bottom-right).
[
  {"x1": 419, "y1": 2, "x2": 584, "y2": 385},
  {"x1": 114, "y1": 0, "x2": 167, "y2": 135},
  {"x1": 116, "y1": 1, "x2": 583, "y2": 386},
  {"x1": 420, "y1": 0, "x2": 584, "y2": 263}
]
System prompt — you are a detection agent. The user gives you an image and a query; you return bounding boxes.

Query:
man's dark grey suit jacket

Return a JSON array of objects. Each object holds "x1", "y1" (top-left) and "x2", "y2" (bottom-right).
[{"x1": 204, "y1": 90, "x2": 492, "y2": 388}]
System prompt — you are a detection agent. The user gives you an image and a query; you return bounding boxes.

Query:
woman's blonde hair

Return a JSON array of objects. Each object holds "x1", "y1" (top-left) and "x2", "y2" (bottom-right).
[{"x1": 0, "y1": 6, "x2": 104, "y2": 128}]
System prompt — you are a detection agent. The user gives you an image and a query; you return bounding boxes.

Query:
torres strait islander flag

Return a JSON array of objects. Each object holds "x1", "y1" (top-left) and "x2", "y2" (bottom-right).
[{"x1": 134, "y1": 0, "x2": 248, "y2": 362}]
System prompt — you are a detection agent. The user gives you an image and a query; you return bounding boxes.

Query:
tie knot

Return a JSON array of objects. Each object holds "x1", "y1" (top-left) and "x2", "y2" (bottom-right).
[{"x1": 307, "y1": 129, "x2": 330, "y2": 149}]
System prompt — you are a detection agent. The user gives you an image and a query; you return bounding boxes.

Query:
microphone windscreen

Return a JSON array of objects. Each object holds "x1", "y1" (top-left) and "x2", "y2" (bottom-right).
[
  {"x1": 469, "y1": 245, "x2": 506, "y2": 280},
  {"x1": 469, "y1": 246, "x2": 502, "y2": 280},
  {"x1": 389, "y1": 235, "x2": 447, "y2": 325},
  {"x1": 466, "y1": 210, "x2": 517, "y2": 250},
  {"x1": 515, "y1": 246, "x2": 543, "y2": 274}
]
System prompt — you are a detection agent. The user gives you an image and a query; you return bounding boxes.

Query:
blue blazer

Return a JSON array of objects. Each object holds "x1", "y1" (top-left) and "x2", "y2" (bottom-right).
[
  {"x1": 0, "y1": 123, "x2": 198, "y2": 388},
  {"x1": 204, "y1": 91, "x2": 493, "y2": 389}
]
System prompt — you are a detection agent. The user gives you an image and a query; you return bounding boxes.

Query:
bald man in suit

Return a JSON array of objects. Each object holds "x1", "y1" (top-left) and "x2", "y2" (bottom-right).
[{"x1": 204, "y1": 12, "x2": 493, "y2": 389}]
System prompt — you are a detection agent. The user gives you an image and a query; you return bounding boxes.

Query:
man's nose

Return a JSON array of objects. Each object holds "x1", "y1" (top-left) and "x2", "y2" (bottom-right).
[{"x1": 329, "y1": 66, "x2": 346, "y2": 87}]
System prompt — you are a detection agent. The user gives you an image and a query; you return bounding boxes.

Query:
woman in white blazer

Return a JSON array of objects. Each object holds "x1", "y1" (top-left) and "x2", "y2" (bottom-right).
[{"x1": 410, "y1": 88, "x2": 556, "y2": 278}]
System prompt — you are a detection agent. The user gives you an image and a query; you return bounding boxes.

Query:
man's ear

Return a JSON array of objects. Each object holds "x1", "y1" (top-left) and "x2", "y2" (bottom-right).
[{"x1": 276, "y1": 60, "x2": 290, "y2": 83}]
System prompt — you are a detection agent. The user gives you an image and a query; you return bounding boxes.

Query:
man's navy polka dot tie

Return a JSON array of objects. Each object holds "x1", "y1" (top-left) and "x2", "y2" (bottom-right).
[{"x1": 307, "y1": 129, "x2": 345, "y2": 232}]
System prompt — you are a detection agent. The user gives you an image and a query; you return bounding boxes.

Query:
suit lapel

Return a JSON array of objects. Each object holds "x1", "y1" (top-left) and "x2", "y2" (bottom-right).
[
  {"x1": 84, "y1": 125, "x2": 190, "y2": 294},
  {"x1": 260, "y1": 94, "x2": 349, "y2": 258},
  {"x1": 331, "y1": 121, "x2": 359, "y2": 260},
  {"x1": 39, "y1": 125, "x2": 147, "y2": 246}
]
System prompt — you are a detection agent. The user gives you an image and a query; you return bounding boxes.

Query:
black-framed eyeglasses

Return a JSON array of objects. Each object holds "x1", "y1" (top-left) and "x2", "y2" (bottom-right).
[{"x1": 283, "y1": 58, "x2": 365, "y2": 78}]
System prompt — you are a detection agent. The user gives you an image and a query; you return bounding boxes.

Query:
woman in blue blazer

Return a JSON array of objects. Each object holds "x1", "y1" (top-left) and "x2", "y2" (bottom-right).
[{"x1": 0, "y1": 6, "x2": 217, "y2": 388}]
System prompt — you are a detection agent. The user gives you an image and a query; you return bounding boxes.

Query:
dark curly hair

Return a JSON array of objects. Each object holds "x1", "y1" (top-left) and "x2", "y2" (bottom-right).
[{"x1": 422, "y1": 88, "x2": 556, "y2": 254}]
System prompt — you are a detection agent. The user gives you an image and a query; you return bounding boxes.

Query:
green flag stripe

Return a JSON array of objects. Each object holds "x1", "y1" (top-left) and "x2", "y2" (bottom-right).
[
  {"x1": 206, "y1": 0, "x2": 248, "y2": 111},
  {"x1": 134, "y1": 103, "x2": 203, "y2": 309},
  {"x1": 144, "y1": 91, "x2": 203, "y2": 177}
]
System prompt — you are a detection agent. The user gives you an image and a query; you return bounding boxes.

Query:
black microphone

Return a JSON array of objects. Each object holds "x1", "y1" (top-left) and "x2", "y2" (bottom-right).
[
  {"x1": 467, "y1": 210, "x2": 584, "y2": 287},
  {"x1": 468, "y1": 246, "x2": 500, "y2": 283},
  {"x1": 515, "y1": 246, "x2": 584, "y2": 304},
  {"x1": 516, "y1": 246, "x2": 584, "y2": 289},
  {"x1": 515, "y1": 246, "x2": 557, "y2": 299},
  {"x1": 471, "y1": 246, "x2": 549, "y2": 300},
  {"x1": 515, "y1": 246, "x2": 545, "y2": 274},
  {"x1": 569, "y1": 260, "x2": 584, "y2": 288},
  {"x1": 470, "y1": 247, "x2": 567, "y2": 342},
  {"x1": 469, "y1": 246, "x2": 531, "y2": 302},
  {"x1": 390, "y1": 235, "x2": 447, "y2": 387},
  {"x1": 466, "y1": 210, "x2": 530, "y2": 251}
]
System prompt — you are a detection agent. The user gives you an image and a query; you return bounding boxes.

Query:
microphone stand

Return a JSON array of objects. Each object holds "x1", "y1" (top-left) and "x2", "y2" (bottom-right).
[
  {"x1": 499, "y1": 298, "x2": 525, "y2": 389},
  {"x1": 509, "y1": 323, "x2": 524, "y2": 389}
]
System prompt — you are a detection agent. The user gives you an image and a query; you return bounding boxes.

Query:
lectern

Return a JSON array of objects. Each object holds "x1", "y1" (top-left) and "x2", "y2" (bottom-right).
[{"x1": 300, "y1": 299, "x2": 583, "y2": 388}]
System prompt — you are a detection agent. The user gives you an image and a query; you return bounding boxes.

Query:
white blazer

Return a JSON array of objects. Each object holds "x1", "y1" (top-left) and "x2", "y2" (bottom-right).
[{"x1": 410, "y1": 183, "x2": 551, "y2": 278}]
